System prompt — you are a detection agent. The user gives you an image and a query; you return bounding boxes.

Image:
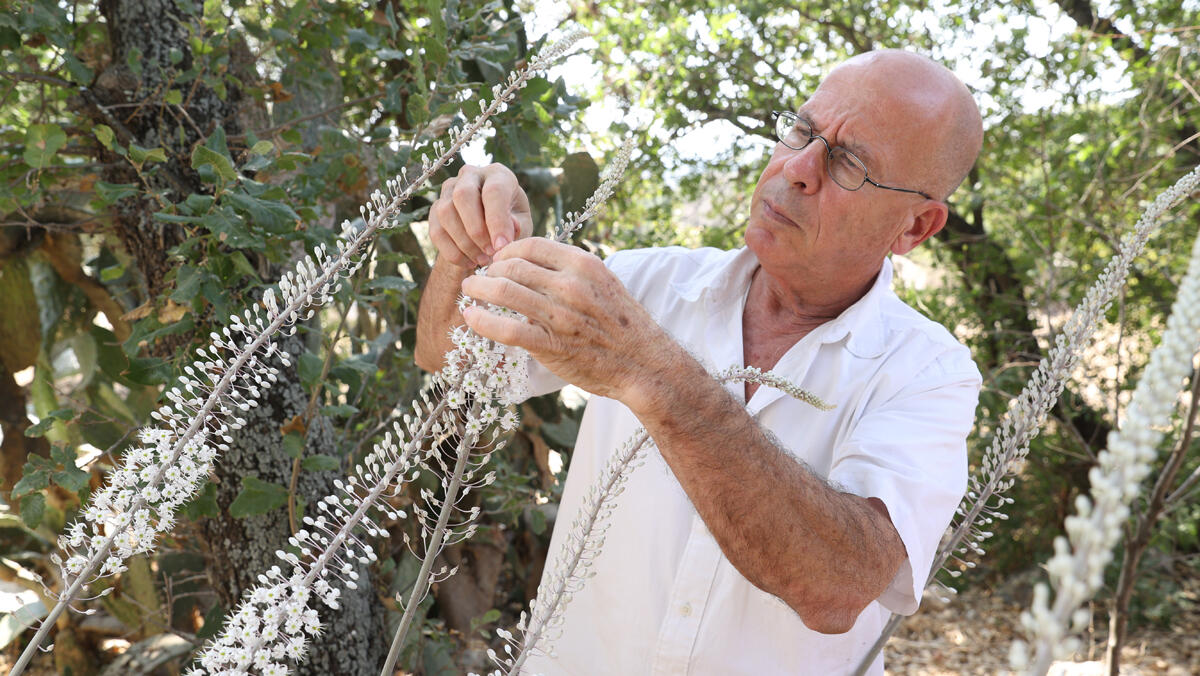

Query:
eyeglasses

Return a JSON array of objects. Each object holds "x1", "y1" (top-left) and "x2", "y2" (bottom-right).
[{"x1": 771, "y1": 111, "x2": 934, "y2": 200}]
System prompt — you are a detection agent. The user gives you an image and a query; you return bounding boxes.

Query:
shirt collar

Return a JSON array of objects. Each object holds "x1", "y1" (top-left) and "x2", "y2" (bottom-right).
[{"x1": 670, "y1": 247, "x2": 892, "y2": 359}]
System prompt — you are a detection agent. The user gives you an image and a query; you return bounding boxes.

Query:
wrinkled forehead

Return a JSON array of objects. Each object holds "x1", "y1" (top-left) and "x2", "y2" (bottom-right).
[{"x1": 807, "y1": 61, "x2": 955, "y2": 157}]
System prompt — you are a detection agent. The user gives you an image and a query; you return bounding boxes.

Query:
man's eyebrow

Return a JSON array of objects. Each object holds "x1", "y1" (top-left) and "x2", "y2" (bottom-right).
[{"x1": 796, "y1": 109, "x2": 875, "y2": 166}]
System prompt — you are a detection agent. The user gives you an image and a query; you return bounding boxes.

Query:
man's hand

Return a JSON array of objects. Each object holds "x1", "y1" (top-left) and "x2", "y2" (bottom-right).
[
  {"x1": 429, "y1": 163, "x2": 533, "y2": 268},
  {"x1": 460, "y1": 238, "x2": 680, "y2": 409}
]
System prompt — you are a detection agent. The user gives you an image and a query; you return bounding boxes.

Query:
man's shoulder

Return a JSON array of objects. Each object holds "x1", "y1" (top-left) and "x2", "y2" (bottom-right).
[
  {"x1": 604, "y1": 245, "x2": 737, "y2": 276},
  {"x1": 876, "y1": 293, "x2": 979, "y2": 381},
  {"x1": 604, "y1": 245, "x2": 743, "y2": 292}
]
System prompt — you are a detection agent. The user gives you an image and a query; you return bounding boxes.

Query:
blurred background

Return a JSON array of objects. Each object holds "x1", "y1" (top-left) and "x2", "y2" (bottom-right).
[{"x1": 1, "y1": 0, "x2": 1198, "y2": 673}]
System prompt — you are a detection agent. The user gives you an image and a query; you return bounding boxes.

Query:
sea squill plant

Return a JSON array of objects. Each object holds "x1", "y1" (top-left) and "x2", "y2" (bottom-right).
[
  {"x1": 7, "y1": 28, "x2": 587, "y2": 676},
  {"x1": 851, "y1": 164, "x2": 1200, "y2": 676},
  {"x1": 185, "y1": 136, "x2": 637, "y2": 676},
  {"x1": 1011, "y1": 170, "x2": 1200, "y2": 674},
  {"x1": 481, "y1": 366, "x2": 834, "y2": 675}
]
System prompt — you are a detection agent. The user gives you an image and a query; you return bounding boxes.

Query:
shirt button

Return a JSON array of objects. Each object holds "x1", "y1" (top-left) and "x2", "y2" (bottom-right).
[{"x1": 680, "y1": 603, "x2": 692, "y2": 617}]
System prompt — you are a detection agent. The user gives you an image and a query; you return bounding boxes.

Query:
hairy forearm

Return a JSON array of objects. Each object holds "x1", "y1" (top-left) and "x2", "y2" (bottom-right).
[
  {"x1": 626, "y1": 345, "x2": 906, "y2": 634},
  {"x1": 414, "y1": 257, "x2": 473, "y2": 373}
]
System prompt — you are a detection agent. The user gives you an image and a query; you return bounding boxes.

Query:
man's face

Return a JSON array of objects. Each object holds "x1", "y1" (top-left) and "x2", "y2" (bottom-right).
[{"x1": 746, "y1": 65, "x2": 930, "y2": 301}]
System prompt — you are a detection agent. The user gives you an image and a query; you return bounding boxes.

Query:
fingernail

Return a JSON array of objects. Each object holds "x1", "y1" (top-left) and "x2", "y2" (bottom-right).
[
  {"x1": 494, "y1": 236, "x2": 509, "y2": 250},
  {"x1": 476, "y1": 254, "x2": 490, "y2": 266}
]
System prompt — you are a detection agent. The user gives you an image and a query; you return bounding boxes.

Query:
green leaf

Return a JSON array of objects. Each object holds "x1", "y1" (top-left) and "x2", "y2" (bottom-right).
[
  {"x1": 24, "y1": 123, "x2": 68, "y2": 169},
  {"x1": 63, "y1": 54, "x2": 93, "y2": 84},
  {"x1": 99, "y1": 263, "x2": 126, "y2": 282},
  {"x1": 20, "y1": 493, "x2": 45, "y2": 530},
  {"x1": 228, "y1": 476, "x2": 289, "y2": 518},
  {"x1": 541, "y1": 417, "x2": 579, "y2": 449},
  {"x1": 320, "y1": 404, "x2": 358, "y2": 417},
  {"x1": 195, "y1": 602, "x2": 224, "y2": 640},
  {"x1": 283, "y1": 432, "x2": 305, "y2": 459},
  {"x1": 128, "y1": 144, "x2": 167, "y2": 166},
  {"x1": 124, "y1": 355, "x2": 171, "y2": 386},
  {"x1": 191, "y1": 145, "x2": 237, "y2": 184},
  {"x1": 125, "y1": 45, "x2": 143, "y2": 77},
  {"x1": 165, "y1": 89, "x2": 183, "y2": 105},
  {"x1": 301, "y1": 454, "x2": 340, "y2": 472},
  {"x1": 425, "y1": 36, "x2": 448, "y2": 68},
  {"x1": 91, "y1": 325, "x2": 134, "y2": 386},
  {"x1": 250, "y1": 140, "x2": 274, "y2": 155},
  {"x1": 51, "y1": 445, "x2": 90, "y2": 492},
  {"x1": 95, "y1": 182, "x2": 138, "y2": 204},
  {"x1": 298, "y1": 352, "x2": 324, "y2": 388},
  {"x1": 11, "y1": 470, "x2": 49, "y2": 500},
  {"x1": 184, "y1": 193, "x2": 215, "y2": 214},
  {"x1": 181, "y1": 481, "x2": 219, "y2": 519},
  {"x1": 225, "y1": 191, "x2": 300, "y2": 232},
  {"x1": 408, "y1": 92, "x2": 429, "y2": 126},
  {"x1": 94, "y1": 125, "x2": 116, "y2": 151},
  {"x1": 227, "y1": 251, "x2": 258, "y2": 281},
  {"x1": 24, "y1": 408, "x2": 72, "y2": 438},
  {"x1": 529, "y1": 507, "x2": 547, "y2": 535},
  {"x1": 199, "y1": 209, "x2": 263, "y2": 248},
  {"x1": 171, "y1": 265, "x2": 206, "y2": 303}
]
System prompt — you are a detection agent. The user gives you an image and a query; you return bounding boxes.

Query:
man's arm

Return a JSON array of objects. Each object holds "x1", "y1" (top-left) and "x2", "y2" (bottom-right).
[
  {"x1": 461, "y1": 238, "x2": 907, "y2": 634},
  {"x1": 628, "y1": 349, "x2": 907, "y2": 634},
  {"x1": 414, "y1": 258, "x2": 473, "y2": 372},
  {"x1": 413, "y1": 164, "x2": 532, "y2": 373}
]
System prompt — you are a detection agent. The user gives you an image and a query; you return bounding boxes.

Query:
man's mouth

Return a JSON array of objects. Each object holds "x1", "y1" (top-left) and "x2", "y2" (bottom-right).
[{"x1": 763, "y1": 200, "x2": 800, "y2": 229}]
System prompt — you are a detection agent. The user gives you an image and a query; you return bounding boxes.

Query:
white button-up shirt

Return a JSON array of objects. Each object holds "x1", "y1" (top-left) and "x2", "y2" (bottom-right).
[{"x1": 522, "y1": 246, "x2": 981, "y2": 675}]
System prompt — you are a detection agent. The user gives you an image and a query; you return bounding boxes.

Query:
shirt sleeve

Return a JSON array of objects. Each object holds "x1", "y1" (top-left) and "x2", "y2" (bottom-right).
[{"x1": 826, "y1": 351, "x2": 981, "y2": 616}]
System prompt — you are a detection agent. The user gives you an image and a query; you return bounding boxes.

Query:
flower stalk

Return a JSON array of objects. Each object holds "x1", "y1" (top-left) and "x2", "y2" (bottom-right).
[
  {"x1": 1012, "y1": 185, "x2": 1200, "y2": 673},
  {"x1": 9, "y1": 28, "x2": 586, "y2": 676},
  {"x1": 851, "y1": 164, "x2": 1200, "y2": 676},
  {"x1": 484, "y1": 366, "x2": 832, "y2": 675}
]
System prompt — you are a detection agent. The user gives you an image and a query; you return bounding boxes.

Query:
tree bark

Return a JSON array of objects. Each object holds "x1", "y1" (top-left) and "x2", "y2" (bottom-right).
[
  {"x1": 89, "y1": 1, "x2": 383, "y2": 671},
  {"x1": 196, "y1": 332, "x2": 383, "y2": 674}
]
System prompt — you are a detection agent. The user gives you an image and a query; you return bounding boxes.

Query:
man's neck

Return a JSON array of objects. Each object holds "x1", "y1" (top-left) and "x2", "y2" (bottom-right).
[
  {"x1": 744, "y1": 265, "x2": 876, "y2": 340},
  {"x1": 739, "y1": 264, "x2": 880, "y2": 404}
]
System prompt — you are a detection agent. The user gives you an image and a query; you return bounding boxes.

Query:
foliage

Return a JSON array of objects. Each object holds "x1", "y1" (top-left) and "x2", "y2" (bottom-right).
[
  {"x1": 2, "y1": 0, "x2": 1200, "y2": 672},
  {"x1": 573, "y1": 0, "x2": 1200, "y2": 591},
  {"x1": 1, "y1": 0, "x2": 596, "y2": 672}
]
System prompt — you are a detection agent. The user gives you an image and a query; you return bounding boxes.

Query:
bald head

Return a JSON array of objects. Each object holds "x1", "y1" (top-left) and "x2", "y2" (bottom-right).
[{"x1": 823, "y1": 50, "x2": 983, "y2": 200}]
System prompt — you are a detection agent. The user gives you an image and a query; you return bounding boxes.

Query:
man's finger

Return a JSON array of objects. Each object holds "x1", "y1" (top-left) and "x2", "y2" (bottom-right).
[
  {"x1": 462, "y1": 275, "x2": 554, "y2": 327},
  {"x1": 480, "y1": 166, "x2": 519, "y2": 252},
  {"x1": 438, "y1": 206, "x2": 488, "y2": 267},
  {"x1": 429, "y1": 223, "x2": 473, "y2": 268},
  {"x1": 451, "y1": 170, "x2": 490, "y2": 262},
  {"x1": 485, "y1": 257, "x2": 563, "y2": 297},
  {"x1": 491, "y1": 237, "x2": 575, "y2": 271},
  {"x1": 461, "y1": 304, "x2": 546, "y2": 352}
]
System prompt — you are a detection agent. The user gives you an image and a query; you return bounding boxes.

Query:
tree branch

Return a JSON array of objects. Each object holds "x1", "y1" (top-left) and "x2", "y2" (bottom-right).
[{"x1": 1054, "y1": 0, "x2": 1151, "y2": 62}]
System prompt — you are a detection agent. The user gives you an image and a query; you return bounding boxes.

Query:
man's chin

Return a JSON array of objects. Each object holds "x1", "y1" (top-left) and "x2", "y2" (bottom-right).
[{"x1": 744, "y1": 223, "x2": 777, "y2": 255}]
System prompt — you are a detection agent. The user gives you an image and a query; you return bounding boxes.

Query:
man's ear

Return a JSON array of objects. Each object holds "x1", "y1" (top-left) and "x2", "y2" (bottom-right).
[{"x1": 890, "y1": 201, "x2": 948, "y2": 256}]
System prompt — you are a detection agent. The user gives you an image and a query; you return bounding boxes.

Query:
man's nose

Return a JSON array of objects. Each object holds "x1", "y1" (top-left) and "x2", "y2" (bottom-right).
[{"x1": 780, "y1": 139, "x2": 826, "y2": 194}]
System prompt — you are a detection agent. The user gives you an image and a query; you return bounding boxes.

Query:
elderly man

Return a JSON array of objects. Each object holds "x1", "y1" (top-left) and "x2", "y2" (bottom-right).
[{"x1": 415, "y1": 49, "x2": 984, "y2": 674}]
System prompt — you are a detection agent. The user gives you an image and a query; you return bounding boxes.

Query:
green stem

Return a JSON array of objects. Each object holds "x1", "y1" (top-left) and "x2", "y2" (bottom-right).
[{"x1": 380, "y1": 401, "x2": 481, "y2": 676}]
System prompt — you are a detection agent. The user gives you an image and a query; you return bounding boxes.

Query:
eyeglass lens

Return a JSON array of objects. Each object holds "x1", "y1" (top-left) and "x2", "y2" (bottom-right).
[{"x1": 775, "y1": 114, "x2": 868, "y2": 191}]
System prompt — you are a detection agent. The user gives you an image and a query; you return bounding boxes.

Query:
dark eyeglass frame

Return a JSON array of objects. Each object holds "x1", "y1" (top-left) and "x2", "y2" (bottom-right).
[{"x1": 771, "y1": 111, "x2": 934, "y2": 201}]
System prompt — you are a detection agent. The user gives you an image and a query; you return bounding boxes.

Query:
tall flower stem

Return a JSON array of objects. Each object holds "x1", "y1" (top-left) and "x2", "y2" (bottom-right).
[
  {"x1": 850, "y1": 164, "x2": 1200, "y2": 676},
  {"x1": 504, "y1": 430, "x2": 653, "y2": 675},
  {"x1": 1015, "y1": 202, "x2": 1200, "y2": 674},
  {"x1": 491, "y1": 367, "x2": 832, "y2": 674},
  {"x1": 382, "y1": 402, "x2": 482, "y2": 676},
  {"x1": 10, "y1": 29, "x2": 586, "y2": 676}
]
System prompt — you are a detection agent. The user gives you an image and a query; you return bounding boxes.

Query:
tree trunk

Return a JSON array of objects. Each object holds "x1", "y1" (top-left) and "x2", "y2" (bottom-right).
[
  {"x1": 90, "y1": 1, "x2": 383, "y2": 671},
  {"x1": 196, "y1": 332, "x2": 383, "y2": 674}
]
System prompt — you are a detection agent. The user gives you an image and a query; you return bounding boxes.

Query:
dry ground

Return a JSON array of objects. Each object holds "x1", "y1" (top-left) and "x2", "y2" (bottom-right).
[
  {"x1": 885, "y1": 585, "x2": 1200, "y2": 675},
  {"x1": 6, "y1": 583, "x2": 1199, "y2": 674}
]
